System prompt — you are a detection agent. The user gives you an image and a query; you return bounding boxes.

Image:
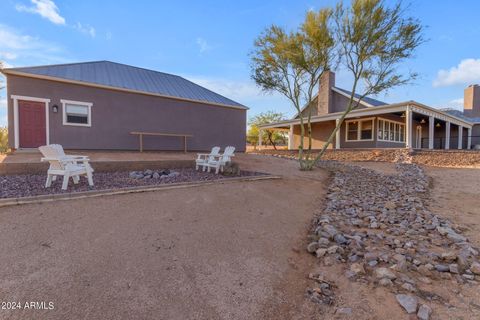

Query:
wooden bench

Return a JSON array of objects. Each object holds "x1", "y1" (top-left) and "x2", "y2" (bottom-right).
[{"x1": 130, "y1": 132, "x2": 193, "y2": 153}]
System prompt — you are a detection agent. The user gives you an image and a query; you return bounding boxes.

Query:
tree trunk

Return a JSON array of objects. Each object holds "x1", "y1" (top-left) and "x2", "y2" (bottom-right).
[{"x1": 267, "y1": 132, "x2": 277, "y2": 150}]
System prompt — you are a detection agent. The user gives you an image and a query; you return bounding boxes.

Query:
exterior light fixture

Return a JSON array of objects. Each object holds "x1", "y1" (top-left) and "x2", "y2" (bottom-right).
[
  {"x1": 436, "y1": 122, "x2": 441, "y2": 128},
  {"x1": 420, "y1": 118, "x2": 426, "y2": 124},
  {"x1": 52, "y1": 105, "x2": 59, "y2": 113},
  {"x1": 400, "y1": 112, "x2": 406, "y2": 118}
]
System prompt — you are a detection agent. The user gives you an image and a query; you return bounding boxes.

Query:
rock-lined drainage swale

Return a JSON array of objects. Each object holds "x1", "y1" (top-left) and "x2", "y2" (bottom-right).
[{"x1": 306, "y1": 152, "x2": 479, "y2": 319}]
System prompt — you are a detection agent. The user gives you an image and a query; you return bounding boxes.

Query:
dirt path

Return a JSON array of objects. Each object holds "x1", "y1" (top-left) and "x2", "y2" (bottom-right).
[
  {"x1": 349, "y1": 162, "x2": 480, "y2": 247},
  {"x1": 339, "y1": 161, "x2": 480, "y2": 319},
  {"x1": 424, "y1": 166, "x2": 480, "y2": 246},
  {"x1": 0, "y1": 154, "x2": 326, "y2": 320}
]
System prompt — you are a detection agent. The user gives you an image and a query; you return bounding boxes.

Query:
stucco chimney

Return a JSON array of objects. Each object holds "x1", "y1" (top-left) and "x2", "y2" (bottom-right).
[
  {"x1": 317, "y1": 71, "x2": 335, "y2": 115},
  {"x1": 464, "y1": 84, "x2": 480, "y2": 118}
]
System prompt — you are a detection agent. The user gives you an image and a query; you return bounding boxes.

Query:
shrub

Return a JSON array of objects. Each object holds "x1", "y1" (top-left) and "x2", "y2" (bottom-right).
[{"x1": 0, "y1": 127, "x2": 9, "y2": 153}]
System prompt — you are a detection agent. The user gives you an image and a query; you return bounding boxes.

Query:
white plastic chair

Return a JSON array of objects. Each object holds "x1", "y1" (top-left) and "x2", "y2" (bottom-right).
[
  {"x1": 38, "y1": 144, "x2": 94, "y2": 190},
  {"x1": 196, "y1": 146, "x2": 220, "y2": 171},
  {"x1": 205, "y1": 146, "x2": 235, "y2": 174}
]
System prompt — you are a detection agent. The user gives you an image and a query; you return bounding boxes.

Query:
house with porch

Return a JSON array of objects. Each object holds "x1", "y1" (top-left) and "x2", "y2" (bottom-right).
[{"x1": 259, "y1": 71, "x2": 480, "y2": 150}]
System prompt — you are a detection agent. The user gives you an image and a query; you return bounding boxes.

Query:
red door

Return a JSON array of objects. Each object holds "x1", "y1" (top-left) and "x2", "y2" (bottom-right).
[{"x1": 19, "y1": 100, "x2": 46, "y2": 148}]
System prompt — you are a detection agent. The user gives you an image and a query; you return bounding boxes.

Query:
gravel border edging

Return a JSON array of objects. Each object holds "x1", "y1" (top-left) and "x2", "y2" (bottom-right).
[{"x1": 0, "y1": 174, "x2": 280, "y2": 208}]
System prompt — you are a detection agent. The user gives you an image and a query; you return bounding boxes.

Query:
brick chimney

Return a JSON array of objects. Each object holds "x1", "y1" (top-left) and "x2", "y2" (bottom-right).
[
  {"x1": 317, "y1": 71, "x2": 335, "y2": 115},
  {"x1": 464, "y1": 84, "x2": 480, "y2": 118}
]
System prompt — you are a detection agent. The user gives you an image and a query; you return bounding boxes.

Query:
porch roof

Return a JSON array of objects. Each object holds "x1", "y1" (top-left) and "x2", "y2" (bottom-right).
[{"x1": 259, "y1": 101, "x2": 474, "y2": 129}]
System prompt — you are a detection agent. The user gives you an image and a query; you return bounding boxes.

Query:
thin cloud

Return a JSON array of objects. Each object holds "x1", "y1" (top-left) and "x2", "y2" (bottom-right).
[
  {"x1": 445, "y1": 97, "x2": 464, "y2": 110},
  {"x1": 196, "y1": 37, "x2": 212, "y2": 54},
  {"x1": 450, "y1": 97, "x2": 464, "y2": 106},
  {"x1": 183, "y1": 75, "x2": 289, "y2": 107},
  {"x1": 0, "y1": 24, "x2": 67, "y2": 65},
  {"x1": 74, "y1": 22, "x2": 96, "y2": 38},
  {"x1": 16, "y1": 1, "x2": 97, "y2": 39},
  {"x1": 0, "y1": 52, "x2": 18, "y2": 60},
  {"x1": 433, "y1": 58, "x2": 480, "y2": 87},
  {"x1": 186, "y1": 76, "x2": 264, "y2": 101},
  {"x1": 0, "y1": 26, "x2": 34, "y2": 50},
  {"x1": 185, "y1": 75, "x2": 294, "y2": 117},
  {"x1": 16, "y1": 0, "x2": 66, "y2": 25}
]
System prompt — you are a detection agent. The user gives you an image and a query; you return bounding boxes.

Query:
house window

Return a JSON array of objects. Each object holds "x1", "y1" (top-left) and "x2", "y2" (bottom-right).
[
  {"x1": 361, "y1": 120, "x2": 373, "y2": 140},
  {"x1": 347, "y1": 121, "x2": 358, "y2": 141},
  {"x1": 345, "y1": 118, "x2": 374, "y2": 141},
  {"x1": 378, "y1": 118, "x2": 405, "y2": 143},
  {"x1": 61, "y1": 99, "x2": 92, "y2": 127}
]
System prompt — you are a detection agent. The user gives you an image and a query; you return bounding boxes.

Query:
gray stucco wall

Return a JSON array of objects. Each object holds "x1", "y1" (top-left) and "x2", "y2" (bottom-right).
[
  {"x1": 471, "y1": 124, "x2": 480, "y2": 147},
  {"x1": 7, "y1": 75, "x2": 246, "y2": 151},
  {"x1": 298, "y1": 98, "x2": 319, "y2": 118},
  {"x1": 331, "y1": 91, "x2": 368, "y2": 114},
  {"x1": 291, "y1": 114, "x2": 407, "y2": 149},
  {"x1": 340, "y1": 114, "x2": 406, "y2": 149},
  {"x1": 292, "y1": 121, "x2": 335, "y2": 149}
]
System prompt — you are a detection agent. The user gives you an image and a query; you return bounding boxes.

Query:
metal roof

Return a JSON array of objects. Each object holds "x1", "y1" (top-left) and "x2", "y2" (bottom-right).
[
  {"x1": 4, "y1": 61, "x2": 247, "y2": 109},
  {"x1": 333, "y1": 87, "x2": 387, "y2": 107},
  {"x1": 441, "y1": 108, "x2": 480, "y2": 123},
  {"x1": 292, "y1": 86, "x2": 387, "y2": 119}
]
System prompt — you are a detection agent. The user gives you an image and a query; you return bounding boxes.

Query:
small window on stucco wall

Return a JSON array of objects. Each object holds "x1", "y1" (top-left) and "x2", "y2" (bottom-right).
[
  {"x1": 347, "y1": 121, "x2": 358, "y2": 141},
  {"x1": 61, "y1": 99, "x2": 93, "y2": 127},
  {"x1": 346, "y1": 118, "x2": 374, "y2": 142}
]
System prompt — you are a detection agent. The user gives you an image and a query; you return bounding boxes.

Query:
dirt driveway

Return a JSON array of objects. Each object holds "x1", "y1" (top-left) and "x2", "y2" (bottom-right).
[
  {"x1": 0, "y1": 155, "x2": 327, "y2": 320},
  {"x1": 423, "y1": 166, "x2": 480, "y2": 245}
]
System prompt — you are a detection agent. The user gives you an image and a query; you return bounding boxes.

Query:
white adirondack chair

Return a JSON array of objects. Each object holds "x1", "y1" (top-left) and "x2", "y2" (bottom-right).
[
  {"x1": 38, "y1": 144, "x2": 94, "y2": 190},
  {"x1": 196, "y1": 146, "x2": 220, "y2": 171},
  {"x1": 205, "y1": 146, "x2": 235, "y2": 174}
]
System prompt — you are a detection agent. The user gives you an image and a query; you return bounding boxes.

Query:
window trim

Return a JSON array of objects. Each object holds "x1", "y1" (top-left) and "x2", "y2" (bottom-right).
[
  {"x1": 377, "y1": 117, "x2": 405, "y2": 143},
  {"x1": 61, "y1": 99, "x2": 93, "y2": 127},
  {"x1": 345, "y1": 117, "x2": 375, "y2": 142}
]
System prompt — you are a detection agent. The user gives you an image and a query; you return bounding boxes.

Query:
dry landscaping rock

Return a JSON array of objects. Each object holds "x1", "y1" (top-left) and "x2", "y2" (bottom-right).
[
  {"x1": 0, "y1": 168, "x2": 265, "y2": 198},
  {"x1": 301, "y1": 154, "x2": 480, "y2": 316},
  {"x1": 396, "y1": 294, "x2": 418, "y2": 314},
  {"x1": 417, "y1": 304, "x2": 432, "y2": 320}
]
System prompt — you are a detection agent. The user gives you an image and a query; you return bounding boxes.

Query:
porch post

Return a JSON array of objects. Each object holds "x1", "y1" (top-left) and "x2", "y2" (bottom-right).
[
  {"x1": 288, "y1": 124, "x2": 294, "y2": 150},
  {"x1": 405, "y1": 105, "x2": 412, "y2": 148},
  {"x1": 458, "y1": 125, "x2": 463, "y2": 149},
  {"x1": 467, "y1": 128, "x2": 472, "y2": 149},
  {"x1": 445, "y1": 122, "x2": 450, "y2": 150},
  {"x1": 13, "y1": 97, "x2": 20, "y2": 150},
  {"x1": 428, "y1": 116, "x2": 434, "y2": 149},
  {"x1": 258, "y1": 129, "x2": 263, "y2": 148},
  {"x1": 335, "y1": 119, "x2": 341, "y2": 149}
]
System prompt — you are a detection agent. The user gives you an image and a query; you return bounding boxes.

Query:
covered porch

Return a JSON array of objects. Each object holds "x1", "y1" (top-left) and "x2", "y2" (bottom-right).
[{"x1": 258, "y1": 103, "x2": 474, "y2": 151}]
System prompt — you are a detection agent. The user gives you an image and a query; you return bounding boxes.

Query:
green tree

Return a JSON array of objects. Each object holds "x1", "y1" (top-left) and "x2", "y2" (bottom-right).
[
  {"x1": 250, "y1": 8, "x2": 336, "y2": 169},
  {"x1": 0, "y1": 61, "x2": 5, "y2": 90},
  {"x1": 248, "y1": 111, "x2": 286, "y2": 150},
  {"x1": 0, "y1": 127, "x2": 8, "y2": 153},
  {"x1": 308, "y1": 0, "x2": 424, "y2": 167},
  {"x1": 0, "y1": 62, "x2": 9, "y2": 153},
  {"x1": 251, "y1": 0, "x2": 424, "y2": 170}
]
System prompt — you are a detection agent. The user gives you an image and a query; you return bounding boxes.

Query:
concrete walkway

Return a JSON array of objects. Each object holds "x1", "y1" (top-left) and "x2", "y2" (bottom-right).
[
  {"x1": 0, "y1": 154, "x2": 327, "y2": 320},
  {"x1": 0, "y1": 150, "x2": 196, "y2": 163}
]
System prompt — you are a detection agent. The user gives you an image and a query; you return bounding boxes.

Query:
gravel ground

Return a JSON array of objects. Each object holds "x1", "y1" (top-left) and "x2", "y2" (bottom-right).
[
  {"x1": 0, "y1": 168, "x2": 265, "y2": 199},
  {"x1": 0, "y1": 154, "x2": 326, "y2": 320}
]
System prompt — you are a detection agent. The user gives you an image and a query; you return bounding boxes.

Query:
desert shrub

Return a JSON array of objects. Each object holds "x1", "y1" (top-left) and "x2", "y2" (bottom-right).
[{"x1": 0, "y1": 127, "x2": 9, "y2": 153}]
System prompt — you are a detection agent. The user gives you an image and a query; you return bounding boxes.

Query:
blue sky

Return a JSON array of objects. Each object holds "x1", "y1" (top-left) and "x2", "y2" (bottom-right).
[{"x1": 1, "y1": 0, "x2": 480, "y2": 126}]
